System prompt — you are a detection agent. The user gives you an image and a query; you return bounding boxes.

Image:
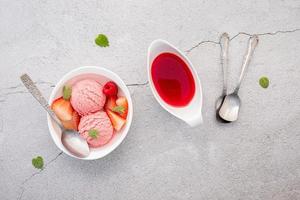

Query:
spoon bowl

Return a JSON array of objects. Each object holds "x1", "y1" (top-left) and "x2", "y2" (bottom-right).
[
  {"x1": 61, "y1": 129, "x2": 89, "y2": 158},
  {"x1": 215, "y1": 96, "x2": 231, "y2": 123},
  {"x1": 218, "y1": 93, "x2": 241, "y2": 122}
]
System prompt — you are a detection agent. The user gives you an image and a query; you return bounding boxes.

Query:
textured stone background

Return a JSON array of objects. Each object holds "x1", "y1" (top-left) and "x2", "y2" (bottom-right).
[{"x1": 1, "y1": 1, "x2": 300, "y2": 199}]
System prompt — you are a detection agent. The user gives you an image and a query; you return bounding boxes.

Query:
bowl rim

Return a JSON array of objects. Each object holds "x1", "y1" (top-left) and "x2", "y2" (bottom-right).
[{"x1": 47, "y1": 66, "x2": 133, "y2": 160}]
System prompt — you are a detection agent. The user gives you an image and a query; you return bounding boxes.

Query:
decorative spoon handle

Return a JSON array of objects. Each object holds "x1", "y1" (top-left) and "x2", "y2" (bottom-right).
[
  {"x1": 20, "y1": 74, "x2": 64, "y2": 129},
  {"x1": 234, "y1": 35, "x2": 259, "y2": 93},
  {"x1": 220, "y1": 33, "x2": 230, "y2": 95}
]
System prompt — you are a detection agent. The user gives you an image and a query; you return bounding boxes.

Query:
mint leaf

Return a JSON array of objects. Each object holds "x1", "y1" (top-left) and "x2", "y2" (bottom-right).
[
  {"x1": 32, "y1": 156, "x2": 44, "y2": 169},
  {"x1": 88, "y1": 129, "x2": 99, "y2": 139},
  {"x1": 63, "y1": 85, "x2": 72, "y2": 100},
  {"x1": 112, "y1": 105, "x2": 125, "y2": 114},
  {"x1": 95, "y1": 34, "x2": 109, "y2": 47},
  {"x1": 259, "y1": 76, "x2": 269, "y2": 89}
]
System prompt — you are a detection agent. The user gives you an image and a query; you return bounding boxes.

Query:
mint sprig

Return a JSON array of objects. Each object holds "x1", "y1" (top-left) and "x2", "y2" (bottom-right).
[
  {"x1": 112, "y1": 105, "x2": 125, "y2": 114},
  {"x1": 88, "y1": 129, "x2": 99, "y2": 139},
  {"x1": 32, "y1": 156, "x2": 44, "y2": 169},
  {"x1": 259, "y1": 76, "x2": 269, "y2": 89},
  {"x1": 95, "y1": 34, "x2": 109, "y2": 47},
  {"x1": 63, "y1": 85, "x2": 72, "y2": 100}
]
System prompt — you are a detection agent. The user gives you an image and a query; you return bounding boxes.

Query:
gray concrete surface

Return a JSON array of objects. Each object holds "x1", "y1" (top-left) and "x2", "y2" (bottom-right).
[{"x1": 1, "y1": 0, "x2": 300, "y2": 199}]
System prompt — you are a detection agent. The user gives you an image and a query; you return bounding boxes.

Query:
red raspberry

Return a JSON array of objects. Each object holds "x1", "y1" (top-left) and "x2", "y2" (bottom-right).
[{"x1": 103, "y1": 81, "x2": 118, "y2": 96}]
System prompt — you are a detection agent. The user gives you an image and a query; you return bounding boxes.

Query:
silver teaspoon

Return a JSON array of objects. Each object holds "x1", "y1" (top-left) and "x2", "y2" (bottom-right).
[
  {"x1": 20, "y1": 74, "x2": 89, "y2": 158},
  {"x1": 216, "y1": 33, "x2": 230, "y2": 122},
  {"x1": 218, "y1": 35, "x2": 259, "y2": 122}
]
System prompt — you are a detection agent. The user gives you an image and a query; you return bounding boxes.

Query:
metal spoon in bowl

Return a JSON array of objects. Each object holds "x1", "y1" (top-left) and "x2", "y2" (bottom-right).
[
  {"x1": 20, "y1": 74, "x2": 89, "y2": 158},
  {"x1": 215, "y1": 32, "x2": 230, "y2": 123},
  {"x1": 218, "y1": 35, "x2": 259, "y2": 122}
]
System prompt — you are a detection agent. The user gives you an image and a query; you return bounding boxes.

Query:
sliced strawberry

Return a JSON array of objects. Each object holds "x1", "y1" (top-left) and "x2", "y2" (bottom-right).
[
  {"x1": 116, "y1": 96, "x2": 128, "y2": 109},
  {"x1": 105, "y1": 96, "x2": 117, "y2": 111},
  {"x1": 106, "y1": 109, "x2": 126, "y2": 131},
  {"x1": 51, "y1": 97, "x2": 73, "y2": 121},
  {"x1": 61, "y1": 111, "x2": 80, "y2": 130},
  {"x1": 116, "y1": 97, "x2": 128, "y2": 118},
  {"x1": 51, "y1": 97, "x2": 80, "y2": 130}
]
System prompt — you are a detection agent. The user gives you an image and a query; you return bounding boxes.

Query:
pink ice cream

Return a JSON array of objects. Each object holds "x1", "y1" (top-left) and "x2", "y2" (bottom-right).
[
  {"x1": 78, "y1": 111, "x2": 114, "y2": 148},
  {"x1": 71, "y1": 79, "x2": 106, "y2": 116}
]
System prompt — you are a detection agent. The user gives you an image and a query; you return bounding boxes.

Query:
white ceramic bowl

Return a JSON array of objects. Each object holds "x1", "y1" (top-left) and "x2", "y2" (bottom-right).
[{"x1": 48, "y1": 66, "x2": 133, "y2": 160}]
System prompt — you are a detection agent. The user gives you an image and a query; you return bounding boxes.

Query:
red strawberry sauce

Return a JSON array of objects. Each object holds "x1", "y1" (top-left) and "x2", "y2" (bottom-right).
[{"x1": 151, "y1": 52, "x2": 195, "y2": 107}]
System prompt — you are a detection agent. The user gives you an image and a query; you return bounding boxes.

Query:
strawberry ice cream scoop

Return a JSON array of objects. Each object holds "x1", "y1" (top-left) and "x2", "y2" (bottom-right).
[
  {"x1": 71, "y1": 79, "x2": 106, "y2": 116},
  {"x1": 78, "y1": 111, "x2": 113, "y2": 148}
]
